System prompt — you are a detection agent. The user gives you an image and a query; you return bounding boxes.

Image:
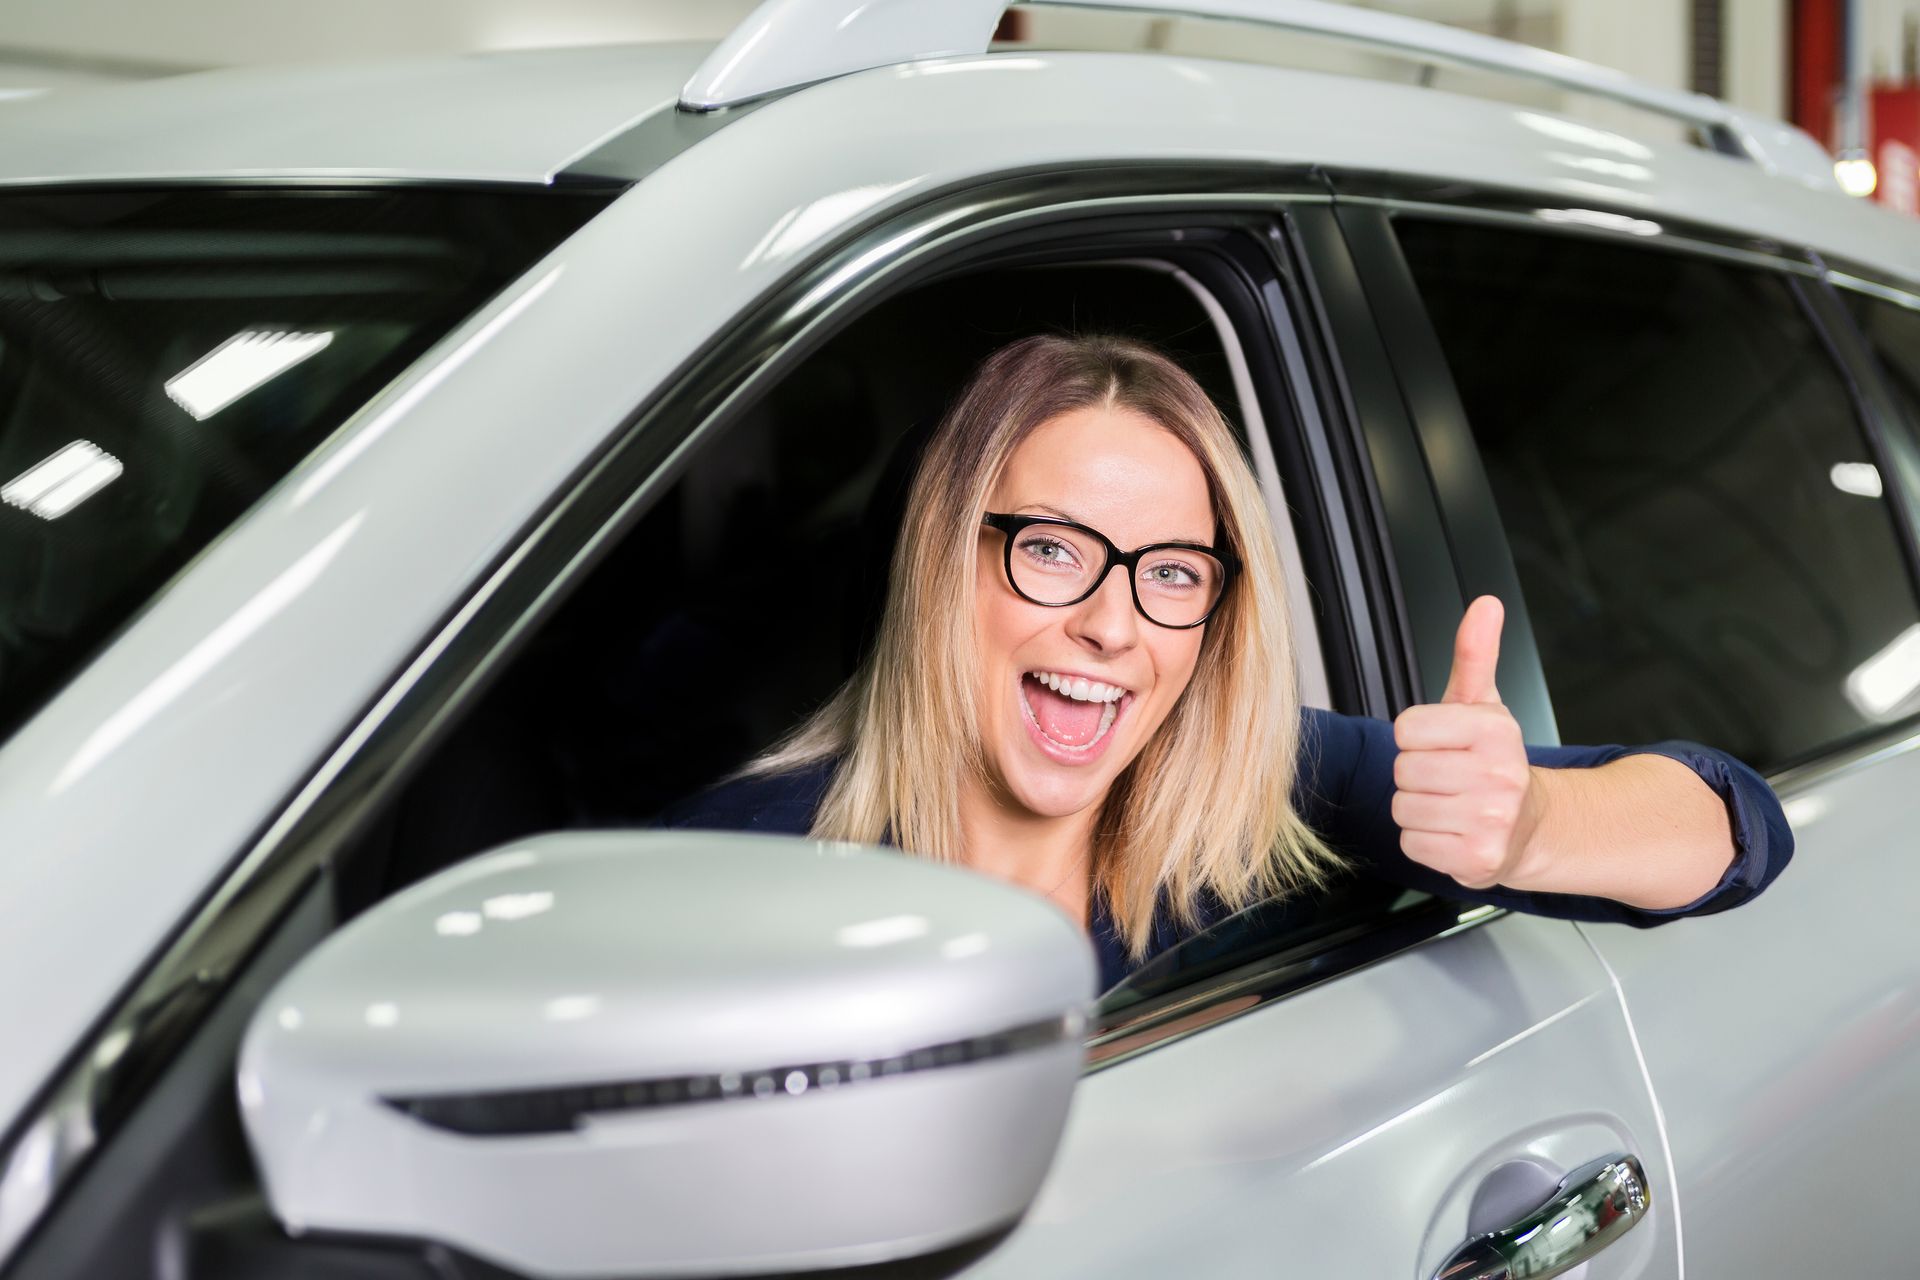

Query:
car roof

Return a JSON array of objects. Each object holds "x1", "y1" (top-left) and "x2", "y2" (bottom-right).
[
  {"x1": 2, "y1": 38, "x2": 1913, "y2": 285},
  {"x1": 0, "y1": 42, "x2": 711, "y2": 187}
]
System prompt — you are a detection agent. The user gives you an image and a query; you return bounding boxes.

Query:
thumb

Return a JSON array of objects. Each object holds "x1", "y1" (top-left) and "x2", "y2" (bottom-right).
[{"x1": 1441, "y1": 595, "x2": 1504, "y2": 705}]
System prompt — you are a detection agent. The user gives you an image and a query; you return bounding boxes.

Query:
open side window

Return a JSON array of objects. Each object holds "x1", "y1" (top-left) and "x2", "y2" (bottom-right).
[{"x1": 344, "y1": 242, "x2": 1340, "y2": 905}]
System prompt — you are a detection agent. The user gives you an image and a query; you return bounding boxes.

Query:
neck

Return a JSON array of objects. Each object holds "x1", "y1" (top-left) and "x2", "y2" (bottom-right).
[{"x1": 956, "y1": 771, "x2": 1099, "y2": 914}]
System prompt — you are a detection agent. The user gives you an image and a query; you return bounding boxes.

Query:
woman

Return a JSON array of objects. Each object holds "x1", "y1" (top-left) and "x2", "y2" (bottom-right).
[{"x1": 671, "y1": 333, "x2": 1791, "y2": 991}]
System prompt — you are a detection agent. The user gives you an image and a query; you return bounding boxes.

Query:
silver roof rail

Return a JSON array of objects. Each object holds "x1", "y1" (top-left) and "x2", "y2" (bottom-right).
[{"x1": 680, "y1": 0, "x2": 1837, "y2": 191}]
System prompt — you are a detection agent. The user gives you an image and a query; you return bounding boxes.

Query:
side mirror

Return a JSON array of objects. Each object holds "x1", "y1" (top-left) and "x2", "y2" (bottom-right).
[{"x1": 236, "y1": 831, "x2": 1093, "y2": 1278}]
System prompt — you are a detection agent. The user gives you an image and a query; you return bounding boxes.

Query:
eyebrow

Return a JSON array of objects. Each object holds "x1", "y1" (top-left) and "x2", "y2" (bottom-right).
[{"x1": 1014, "y1": 503, "x2": 1214, "y2": 547}]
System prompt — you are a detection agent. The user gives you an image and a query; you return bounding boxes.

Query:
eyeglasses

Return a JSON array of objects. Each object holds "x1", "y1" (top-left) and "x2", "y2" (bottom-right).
[{"x1": 981, "y1": 512, "x2": 1240, "y2": 629}]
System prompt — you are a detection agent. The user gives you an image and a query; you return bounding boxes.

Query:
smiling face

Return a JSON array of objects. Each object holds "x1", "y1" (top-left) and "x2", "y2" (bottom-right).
[{"x1": 974, "y1": 403, "x2": 1216, "y2": 821}]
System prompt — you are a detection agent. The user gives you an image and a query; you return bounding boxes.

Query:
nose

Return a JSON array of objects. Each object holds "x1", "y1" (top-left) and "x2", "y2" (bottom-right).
[{"x1": 1065, "y1": 561, "x2": 1140, "y2": 655}]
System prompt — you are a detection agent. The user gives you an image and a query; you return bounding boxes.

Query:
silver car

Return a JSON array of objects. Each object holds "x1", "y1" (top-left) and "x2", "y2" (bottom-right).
[{"x1": 1, "y1": 2, "x2": 1914, "y2": 1278}]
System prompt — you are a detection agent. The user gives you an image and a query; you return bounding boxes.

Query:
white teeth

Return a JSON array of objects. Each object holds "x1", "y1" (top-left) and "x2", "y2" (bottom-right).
[{"x1": 1026, "y1": 671, "x2": 1127, "y2": 703}]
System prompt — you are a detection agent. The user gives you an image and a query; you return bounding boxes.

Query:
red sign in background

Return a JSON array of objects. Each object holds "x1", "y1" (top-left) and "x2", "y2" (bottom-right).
[{"x1": 1874, "y1": 86, "x2": 1920, "y2": 215}]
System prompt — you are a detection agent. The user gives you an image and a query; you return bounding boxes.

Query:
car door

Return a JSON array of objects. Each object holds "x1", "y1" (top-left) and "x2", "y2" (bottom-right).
[
  {"x1": 941, "y1": 201, "x2": 1682, "y2": 1280},
  {"x1": 0, "y1": 172, "x2": 1680, "y2": 1280},
  {"x1": 1378, "y1": 200, "x2": 1920, "y2": 1278}
]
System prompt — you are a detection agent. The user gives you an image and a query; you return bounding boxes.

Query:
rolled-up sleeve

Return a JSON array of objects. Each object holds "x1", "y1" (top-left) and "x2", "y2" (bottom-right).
[{"x1": 1296, "y1": 707, "x2": 1794, "y2": 927}]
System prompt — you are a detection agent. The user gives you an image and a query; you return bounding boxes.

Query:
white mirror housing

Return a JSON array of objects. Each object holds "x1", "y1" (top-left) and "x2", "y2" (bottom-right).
[{"x1": 237, "y1": 831, "x2": 1094, "y2": 1278}]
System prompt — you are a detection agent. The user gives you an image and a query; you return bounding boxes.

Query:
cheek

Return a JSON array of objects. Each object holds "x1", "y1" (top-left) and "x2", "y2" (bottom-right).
[
  {"x1": 1148, "y1": 632, "x2": 1206, "y2": 708},
  {"x1": 973, "y1": 544, "x2": 1011, "y2": 653},
  {"x1": 974, "y1": 543, "x2": 1033, "y2": 686}
]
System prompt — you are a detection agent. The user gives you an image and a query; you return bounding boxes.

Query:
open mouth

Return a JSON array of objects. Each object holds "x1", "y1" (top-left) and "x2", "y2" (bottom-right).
[{"x1": 1019, "y1": 670, "x2": 1133, "y2": 754}]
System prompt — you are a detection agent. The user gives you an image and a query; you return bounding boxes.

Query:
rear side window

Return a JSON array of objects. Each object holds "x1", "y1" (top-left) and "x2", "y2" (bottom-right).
[
  {"x1": 0, "y1": 187, "x2": 607, "y2": 741},
  {"x1": 1397, "y1": 221, "x2": 1920, "y2": 771}
]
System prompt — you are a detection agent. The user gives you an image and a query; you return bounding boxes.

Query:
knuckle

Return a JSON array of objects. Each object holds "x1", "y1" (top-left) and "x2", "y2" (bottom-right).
[{"x1": 1460, "y1": 851, "x2": 1499, "y2": 884}]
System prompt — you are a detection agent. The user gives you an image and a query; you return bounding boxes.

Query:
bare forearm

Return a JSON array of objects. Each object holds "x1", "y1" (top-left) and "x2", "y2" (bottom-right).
[{"x1": 1504, "y1": 755, "x2": 1735, "y2": 910}]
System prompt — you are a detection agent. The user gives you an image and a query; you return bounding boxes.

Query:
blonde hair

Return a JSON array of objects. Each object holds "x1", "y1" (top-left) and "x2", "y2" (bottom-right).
[{"x1": 752, "y1": 333, "x2": 1342, "y2": 956}]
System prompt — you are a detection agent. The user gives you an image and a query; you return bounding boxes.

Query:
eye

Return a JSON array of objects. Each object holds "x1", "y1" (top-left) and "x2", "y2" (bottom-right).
[
  {"x1": 1015, "y1": 533, "x2": 1084, "y2": 572},
  {"x1": 1140, "y1": 557, "x2": 1206, "y2": 591}
]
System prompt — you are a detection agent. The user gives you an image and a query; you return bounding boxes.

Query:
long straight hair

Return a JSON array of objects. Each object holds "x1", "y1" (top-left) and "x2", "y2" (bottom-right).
[{"x1": 752, "y1": 334, "x2": 1342, "y2": 956}]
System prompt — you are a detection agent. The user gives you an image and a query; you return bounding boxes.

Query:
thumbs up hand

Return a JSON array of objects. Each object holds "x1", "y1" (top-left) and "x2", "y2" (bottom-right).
[{"x1": 1391, "y1": 595, "x2": 1547, "y2": 891}]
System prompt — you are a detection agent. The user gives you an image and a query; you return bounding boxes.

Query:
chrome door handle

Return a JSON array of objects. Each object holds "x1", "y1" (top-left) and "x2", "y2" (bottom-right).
[{"x1": 1433, "y1": 1153, "x2": 1651, "y2": 1280}]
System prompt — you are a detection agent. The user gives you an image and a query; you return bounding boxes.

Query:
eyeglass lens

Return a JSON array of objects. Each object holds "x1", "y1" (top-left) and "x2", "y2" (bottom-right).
[{"x1": 1006, "y1": 522, "x2": 1226, "y2": 627}]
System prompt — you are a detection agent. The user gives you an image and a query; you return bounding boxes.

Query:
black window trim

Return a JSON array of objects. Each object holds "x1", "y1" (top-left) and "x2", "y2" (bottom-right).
[
  {"x1": 1807, "y1": 269, "x2": 1920, "y2": 582},
  {"x1": 1326, "y1": 201, "x2": 1562, "y2": 744},
  {"x1": 0, "y1": 162, "x2": 1497, "y2": 1265}
]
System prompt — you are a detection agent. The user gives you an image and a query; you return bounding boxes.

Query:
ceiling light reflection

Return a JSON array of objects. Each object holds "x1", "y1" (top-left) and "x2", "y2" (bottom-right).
[
  {"x1": 1535, "y1": 207, "x2": 1662, "y2": 237},
  {"x1": 2, "y1": 440, "x2": 122, "y2": 520},
  {"x1": 1845, "y1": 623, "x2": 1920, "y2": 720},
  {"x1": 481, "y1": 891, "x2": 554, "y2": 921},
  {"x1": 435, "y1": 910, "x2": 483, "y2": 937},
  {"x1": 1830, "y1": 461, "x2": 1884, "y2": 498},
  {"x1": 941, "y1": 932, "x2": 991, "y2": 960},
  {"x1": 1548, "y1": 152, "x2": 1655, "y2": 182},
  {"x1": 165, "y1": 330, "x2": 334, "y2": 420},
  {"x1": 745, "y1": 181, "x2": 915, "y2": 267},
  {"x1": 544, "y1": 994, "x2": 600, "y2": 1022},
  {"x1": 837, "y1": 914, "x2": 930, "y2": 948},
  {"x1": 1782, "y1": 795, "x2": 1831, "y2": 830},
  {"x1": 1515, "y1": 112, "x2": 1654, "y2": 160},
  {"x1": 913, "y1": 57, "x2": 1048, "y2": 75}
]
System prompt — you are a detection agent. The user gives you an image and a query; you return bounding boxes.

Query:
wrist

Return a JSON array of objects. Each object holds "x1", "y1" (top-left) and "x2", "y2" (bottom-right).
[{"x1": 1501, "y1": 764, "x2": 1558, "y2": 890}]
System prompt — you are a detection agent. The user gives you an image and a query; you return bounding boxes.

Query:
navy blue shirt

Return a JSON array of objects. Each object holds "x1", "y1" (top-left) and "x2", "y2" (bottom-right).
[{"x1": 662, "y1": 706, "x2": 1793, "y2": 991}]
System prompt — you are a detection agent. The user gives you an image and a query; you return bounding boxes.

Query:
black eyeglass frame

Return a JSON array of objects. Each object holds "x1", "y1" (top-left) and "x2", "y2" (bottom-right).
[{"x1": 981, "y1": 512, "x2": 1242, "y2": 630}]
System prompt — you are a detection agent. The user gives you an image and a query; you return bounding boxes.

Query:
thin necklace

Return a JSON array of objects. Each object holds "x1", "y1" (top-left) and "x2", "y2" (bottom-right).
[{"x1": 1040, "y1": 848, "x2": 1091, "y2": 897}]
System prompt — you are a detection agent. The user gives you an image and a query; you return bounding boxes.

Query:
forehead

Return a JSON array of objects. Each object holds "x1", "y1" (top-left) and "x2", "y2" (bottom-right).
[{"x1": 993, "y1": 404, "x2": 1214, "y2": 545}]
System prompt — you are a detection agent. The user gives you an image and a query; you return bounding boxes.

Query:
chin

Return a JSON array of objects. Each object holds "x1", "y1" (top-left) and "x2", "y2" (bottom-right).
[{"x1": 1000, "y1": 763, "x2": 1113, "y2": 820}]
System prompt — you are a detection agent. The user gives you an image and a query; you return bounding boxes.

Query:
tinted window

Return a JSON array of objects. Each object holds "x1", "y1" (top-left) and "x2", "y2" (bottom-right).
[
  {"x1": 0, "y1": 187, "x2": 606, "y2": 742},
  {"x1": 1398, "y1": 221, "x2": 1920, "y2": 771}
]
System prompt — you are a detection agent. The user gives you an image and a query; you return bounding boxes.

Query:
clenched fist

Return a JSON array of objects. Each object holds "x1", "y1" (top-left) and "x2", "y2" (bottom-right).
[{"x1": 1391, "y1": 595, "x2": 1547, "y2": 891}]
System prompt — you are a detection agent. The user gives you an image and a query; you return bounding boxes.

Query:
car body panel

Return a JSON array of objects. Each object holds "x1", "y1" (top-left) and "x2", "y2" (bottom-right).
[
  {"x1": 959, "y1": 911, "x2": 1678, "y2": 1277},
  {"x1": 0, "y1": 43, "x2": 706, "y2": 188},
  {"x1": 1578, "y1": 744, "x2": 1920, "y2": 1277}
]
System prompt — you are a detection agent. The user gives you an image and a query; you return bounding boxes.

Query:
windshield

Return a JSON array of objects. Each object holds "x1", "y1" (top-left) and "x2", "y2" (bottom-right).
[{"x1": 0, "y1": 185, "x2": 609, "y2": 742}]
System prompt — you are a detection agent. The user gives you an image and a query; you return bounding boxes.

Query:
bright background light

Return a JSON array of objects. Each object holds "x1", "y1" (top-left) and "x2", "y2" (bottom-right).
[{"x1": 1835, "y1": 154, "x2": 1880, "y2": 199}]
